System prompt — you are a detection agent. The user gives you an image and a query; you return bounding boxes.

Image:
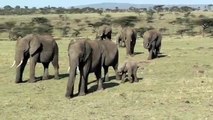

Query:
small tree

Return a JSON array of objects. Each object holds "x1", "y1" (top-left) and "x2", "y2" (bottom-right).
[
  {"x1": 146, "y1": 10, "x2": 155, "y2": 23},
  {"x1": 113, "y1": 16, "x2": 140, "y2": 27},
  {"x1": 194, "y1": 18, "x2": 213, "y2": 37}
]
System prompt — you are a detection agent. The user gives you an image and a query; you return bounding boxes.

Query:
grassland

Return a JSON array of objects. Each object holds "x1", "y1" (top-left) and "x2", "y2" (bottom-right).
[{"x1": 0, "y1": 12, "x2": 213, "y2": 120}]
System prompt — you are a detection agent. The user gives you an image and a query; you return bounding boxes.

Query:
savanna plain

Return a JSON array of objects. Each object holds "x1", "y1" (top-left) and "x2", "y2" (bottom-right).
[{"x1": 0, "y1": 12, "x2": 213, "y2": 120}]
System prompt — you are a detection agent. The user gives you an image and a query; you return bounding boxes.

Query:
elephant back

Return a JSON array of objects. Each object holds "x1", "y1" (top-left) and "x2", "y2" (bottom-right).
[{"x1": 143, "y1": 29, "x2": 160, "y2": 49}]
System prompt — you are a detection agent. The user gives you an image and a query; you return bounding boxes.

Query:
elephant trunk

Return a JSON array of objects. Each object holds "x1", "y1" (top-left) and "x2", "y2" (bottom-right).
[
  {"x1": 14, "y1": 49, "x2": 25, "y2": 83},
  {"x1": 65, "y1": 58, "x2": 79, "y2": 98}
]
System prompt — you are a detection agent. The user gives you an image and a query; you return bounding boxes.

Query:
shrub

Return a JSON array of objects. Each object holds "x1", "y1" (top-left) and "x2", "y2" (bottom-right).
[{"x1": 113, "y1": 16, "x2": 140, "y2": 27}]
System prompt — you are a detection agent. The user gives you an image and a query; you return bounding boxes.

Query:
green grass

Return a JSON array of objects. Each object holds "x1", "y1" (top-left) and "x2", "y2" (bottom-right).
[{"x1": 0, "y1": 35, "x2": 213, "y2": 119}]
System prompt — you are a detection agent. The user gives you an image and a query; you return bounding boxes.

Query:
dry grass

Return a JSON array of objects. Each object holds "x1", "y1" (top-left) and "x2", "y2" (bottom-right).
[
  {"x1": 0, "y1": 12, "x2": 213, "y2": 119},
  {"x1": 0, "y1": 35, "x2": 213, "y2": 119}
]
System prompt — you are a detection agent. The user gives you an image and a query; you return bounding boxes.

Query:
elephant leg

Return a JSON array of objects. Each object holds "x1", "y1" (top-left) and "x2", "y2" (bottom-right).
[
  {"x1": 78, "y1": 72, "x2": 86, "y2": 96},
  {"x1": 156, "y1": 45, "x2": 161, "y2": 57},
  {"x1": 52, "y1": 54, "x2": 59, "y2": 79},
  {"x1": 128, "y1": 70, "x2": 133, "y2": 83},
  {"x1": 113, "y1": 63, "x2": 120, "y2": 80},
  {"x1": 78, "y1": 70, "x2": 87, "y2": 96},
  {"x1": 130, "y1": 41, "x2": 136, "y2": 55},
  {"x1": 148, "y1": 42, "x2": 156, "y2": 60},
  {"x1": 29, "y1": 56, "x2": 38, "y2": 83},
  {"x1": 103, "y1": 66, "x2": 109, "y2": 82},
  {"x1": 65, "y1": 70, "x2": 76, "y2": 98},
  {"x1": 121, "y1": 73, "x2": 126, "y2": 83},
  {"x1": 95, "y1": 67, "x2": 104, "y2": 91},
  {"x1": 148, "y1": 49, "x2": 153, "y2": 60},
  {"x1": 42, "y1": 62, "x2": 49, "y2": 80},
  {"x1": 78, "y1": 64, "x2": 90, "y2": 96},
  {"x1": 15, "y1": 58, "x2": 28, "y2": 83},
  {"x1": 126, "y1": 41, "x2": 131, "y2": 56},
  {"x1": 153, "y1": 49, "x2": 157, "y2": 58},
  {"x1": 133, "y1": 68, "x2": 138, "y2": 82}
]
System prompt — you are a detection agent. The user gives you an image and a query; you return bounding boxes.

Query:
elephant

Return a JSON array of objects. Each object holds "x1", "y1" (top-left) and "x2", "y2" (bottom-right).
[
  {"x1": 11, "y1": 34, "x2": 59, "y2": 83},
  {"x1": 116, "y1": 32, "x2": 126, "y2": 47},
  {"x1": 66, "y1": 39, "x2": 119, "y2": 98},
  {"x1": 99, "y1": 40, "x2": 119, "y2": 82},
  {"x1": 143, "y1": 30, "x2": 162, "y2": 60},
  {"x1": 96, "y1": 25, "x2": 112, "y2": 40},
  {"x1": 117, "y1": 61, "x2": 139, "y2": 83},
  {"x1": 66, "y1": 39, "x2": 104, "y2": 98},
  {"x1": 116, "y1": 27, "x2": 137, "y2": 56}
]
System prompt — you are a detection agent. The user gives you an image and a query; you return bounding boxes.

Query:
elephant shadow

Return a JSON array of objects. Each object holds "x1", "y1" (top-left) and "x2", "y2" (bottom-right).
[
  {"x1": 27, "y1": 73, "x2": 69, "y2": 82},
  {"x1": 87, "y1": 82, "x2": 120, "y2": 94},
  {"x1": 157, "y1": 53, "x2": 168, "y2": 58},
  {"x1": 87, "y1": 75, "x2": 117, "y2": 85},
  {"x1": 134, "y1": 52, "x2": 144, "y2": 55}
]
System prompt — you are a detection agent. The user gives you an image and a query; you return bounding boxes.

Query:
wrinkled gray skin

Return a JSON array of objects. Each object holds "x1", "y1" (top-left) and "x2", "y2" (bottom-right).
[
  {"x1": 99, "y1": 40, "x2": 119, "y2": 82},
  {"x1": 66, "y1": 39, "x2": 119, "y2": 98},
  {"x1": 117, "y1": 61, "x2": 139, "y2": 83},
  {"x1": 143, "y1": 30, "x2": 162, "y2": 60},
  {"x1": 96, "y1": 25, "x2": 112, "y2": 40},
  {"x1": 66, "y1": 40, "x2": 103, "y2": 98},
  {"x1": 14, "y1": 34, "x2": 59, "y2": 83},
  {"x1": 116, "y1": 27, "x2": 137, "y2": 56}
]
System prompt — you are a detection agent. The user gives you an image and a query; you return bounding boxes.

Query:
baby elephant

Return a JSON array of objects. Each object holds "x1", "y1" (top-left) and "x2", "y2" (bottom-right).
[{"x1": 117, "y1": 61, "x2": 139, "y2": 83}]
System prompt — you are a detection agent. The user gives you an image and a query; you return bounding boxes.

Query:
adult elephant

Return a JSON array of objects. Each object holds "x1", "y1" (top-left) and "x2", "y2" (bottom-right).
[
  {"x1": 96, "y1": 25, "x2": 112, "y2": 40},
  {"x1": 116, "y1": 32, "x2": 125, "y2": 47},
  {"x1": 116, "y1": 27, "x2": 137, "y2": 56},
  {"x1": 66, "y1": 39, "x2": 103, "y2": 98},
  {"x1": 11, "y1": 34, "x2": 59, "y2": 83},
  {"x1": 99, "y1": 40, "x2": 119, "y2": 82},
  {"x1": 143, "y1": 30, "x2": 162, "y2": 60}
]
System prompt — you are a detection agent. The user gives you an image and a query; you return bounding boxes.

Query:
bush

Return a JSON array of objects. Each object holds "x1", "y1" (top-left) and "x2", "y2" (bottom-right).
[
  {"x1": 113, "y1": 16, "x2": 140, "y2": 27},
  {"x1": 8, "y1": 17, "x2": 53, "y2": 40}
]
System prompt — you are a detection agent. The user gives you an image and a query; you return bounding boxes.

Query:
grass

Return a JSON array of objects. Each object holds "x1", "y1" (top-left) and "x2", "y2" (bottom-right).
[{"x1": 0, "y1": 35, "x2": 213, "y2": 119}]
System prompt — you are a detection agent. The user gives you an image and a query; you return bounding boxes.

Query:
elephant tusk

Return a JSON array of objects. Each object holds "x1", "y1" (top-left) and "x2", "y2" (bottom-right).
[
  {"x1": 67, "y1": 67, "x2": 70, "y2": 73},
  {"x1": 10, "y1": 61, "x2": 16, "y2": 68},
  {"x1": 16, "y1": 60, "x2": 23, "y2": 68}
]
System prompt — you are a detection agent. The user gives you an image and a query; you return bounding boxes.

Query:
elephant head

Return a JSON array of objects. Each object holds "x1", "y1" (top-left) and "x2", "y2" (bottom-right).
[
  {"x1": 12, "y1": 34, "x2": 42, "y2": 83},
  {"x1": 66, "y1": 40, "x2": 92, "y2": 98},
  {"x1": 96, "y1": 25, "x2": 112, "y2": 40}
]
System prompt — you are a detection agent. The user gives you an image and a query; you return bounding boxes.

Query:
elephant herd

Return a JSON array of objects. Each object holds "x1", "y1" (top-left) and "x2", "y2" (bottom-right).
[{"x1": 11, "y1": 25, "x2": 162, "y2": 99}]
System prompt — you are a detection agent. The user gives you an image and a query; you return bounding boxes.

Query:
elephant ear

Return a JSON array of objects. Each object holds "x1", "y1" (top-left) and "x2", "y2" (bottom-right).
[
  {"x1": 83, "y1": 41, "x2": 92, "y2": 62},
  {"x1": 29, "y1": 36, "x2": 41, "y2": 56}
]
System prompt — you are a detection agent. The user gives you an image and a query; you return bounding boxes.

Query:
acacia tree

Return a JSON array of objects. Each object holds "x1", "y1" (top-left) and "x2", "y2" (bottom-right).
[
  {"x1": 194, "y1": 18, "x2": 213, "y2": 37},
  {"x1": 113, "y1": 16, "x2": 140, "y2": 28}
]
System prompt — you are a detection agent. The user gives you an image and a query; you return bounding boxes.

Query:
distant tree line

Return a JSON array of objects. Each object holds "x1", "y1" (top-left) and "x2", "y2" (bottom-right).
[{"x1": 0, "y1": 5, "x2": 212, "y2": 15}]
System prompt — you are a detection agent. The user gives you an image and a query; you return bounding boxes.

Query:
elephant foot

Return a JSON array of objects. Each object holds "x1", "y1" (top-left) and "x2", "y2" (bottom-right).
[
  {"x1": 15, "y1": 79, "x2": 22, "y2": 84},
  {"x1": 97, "y1": 87, "x2": 104, "y2": 91},
  {"x1": 147, "y1": 57, "x2": 152, "y2": 60},
  {"x1": 104, "y1": 77, "x2": 109, "y2": 82},
  {"x1": 54, "y1": 76, "x2": 59, "y2": 80},
  {"x1": 129, "y1": 79, "x2": 134, "y2": 83},
  {"x1": 28, "y1": 79, "x2": 37, "y2": 83},
  {"x1": 116, "y1": 75, "x2": 121, "y2": 80},
  {"x1": 65, "y1": 94, "x2": 73, "y2": 99},
  {"x1": 130, "y1": 54, "x2": 135, "y2": 57},
  {"x1": 120, "y1": 80, "x2": 125, "y2": 83},
  {"x1": 78, "y1": 92, "x2": 86, "y2": 96},
  {"x1": 42, "y1": 76, "x2": 49, "y2": 80},
  {"x1": 134, "y1": 80, "x2": 139, "y2": 83}
]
